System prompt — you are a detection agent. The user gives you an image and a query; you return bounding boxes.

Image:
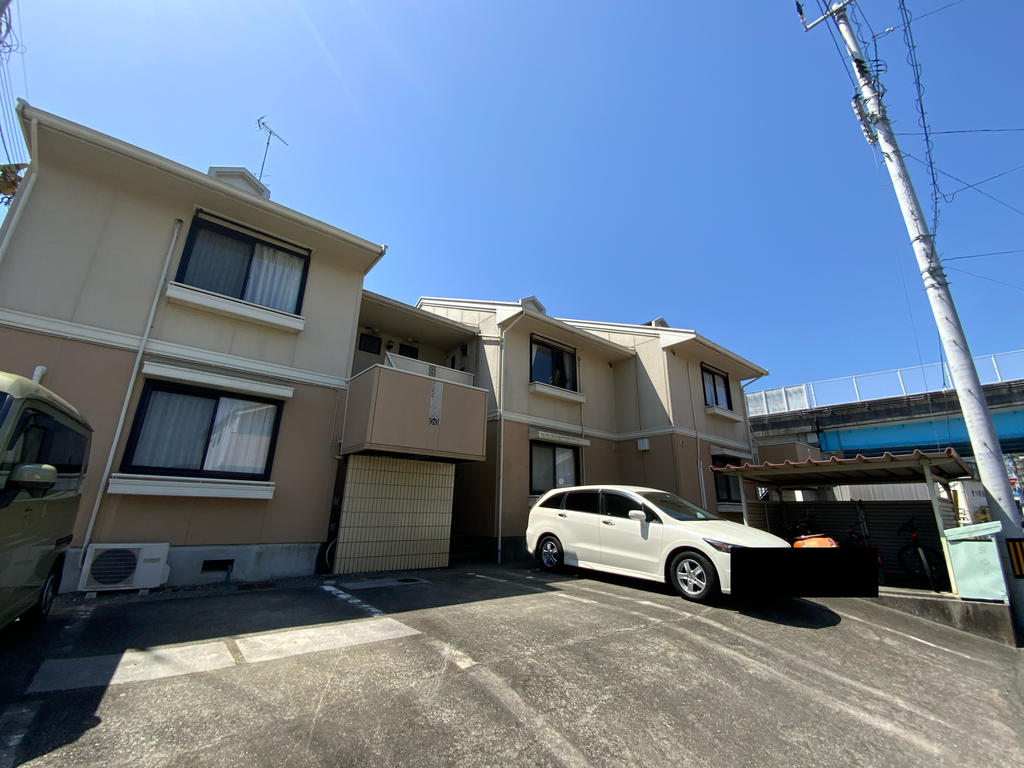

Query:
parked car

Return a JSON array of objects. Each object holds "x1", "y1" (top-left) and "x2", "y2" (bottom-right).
[
  {"x1": 526, "y1": 485, "x2": 789, "y2": 603},
  {"x1": 0, "y1": 372, "x2": 92, "y2": 629}
]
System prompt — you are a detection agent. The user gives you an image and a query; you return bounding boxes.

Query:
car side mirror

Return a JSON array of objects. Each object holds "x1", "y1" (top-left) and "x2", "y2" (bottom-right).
[
  {"x1": 627, "y1": 509, "x2": 646, "y2": 522},
  {"x1": 8, "y1": 463, "x2": 58, "y2": 498}
]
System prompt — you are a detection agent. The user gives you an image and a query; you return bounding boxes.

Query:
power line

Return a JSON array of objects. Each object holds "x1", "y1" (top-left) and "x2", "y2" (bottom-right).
[
  {"x1": 903, "y1": 152, "x2": 1024, "y2": 219},
  {"x1": 814, "y1": 0, "x2": 859, "y2": 92},
  {"x1": 947, "y1": 266, "x2": 1024, "y2": 294},
  {"x1": 944, "y1": 161, "x2": 1024, "y2": 202},
  {"x1": 945, "y1": 249, "x2": 1024, "y2": 262},
  {"x1": 875, "y1": 0, "x2": 972, "y2": 39},
  {"x1": 898, "y1": 0, "x2": 941, "y2": 238},
  {"x1": 896, "y1": 128, "x2": 1024, "y2": 136}
]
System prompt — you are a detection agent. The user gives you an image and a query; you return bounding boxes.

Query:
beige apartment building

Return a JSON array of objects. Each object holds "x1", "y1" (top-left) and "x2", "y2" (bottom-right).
[
  {"x1": 0, "y1": 103, "x2": 766, "y2": 589},
  {"x1": 416, "y1": 298, "x2": 767, "y2": 560}
]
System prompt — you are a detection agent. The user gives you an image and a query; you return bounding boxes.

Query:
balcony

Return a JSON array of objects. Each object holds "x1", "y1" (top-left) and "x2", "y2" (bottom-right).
[{"x1": 340, "y1": 363, "x2": 487, "y2": 462}]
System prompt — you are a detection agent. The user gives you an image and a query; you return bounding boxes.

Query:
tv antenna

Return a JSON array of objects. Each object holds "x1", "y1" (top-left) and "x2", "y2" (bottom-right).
[{"x1": 256, "y1": 116, "x2": 288, "y2": 182}]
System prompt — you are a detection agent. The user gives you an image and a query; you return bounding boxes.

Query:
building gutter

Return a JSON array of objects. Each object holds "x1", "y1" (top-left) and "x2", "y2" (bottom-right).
[
  {"x1": 0, "y1": 117, "x2": 38, "y2": 268},
  {"x1": 496, "y1": 313, "x2": 525, "y2": 564},
  {"x1": 79, "y1": 218, "x2": 184, "y2": 565}
]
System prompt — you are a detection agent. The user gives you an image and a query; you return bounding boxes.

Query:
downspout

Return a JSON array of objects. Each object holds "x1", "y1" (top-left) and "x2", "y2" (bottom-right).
[
  {"x1": 495, "y1": 314, "x2": 524, "y2": 564},
  {"x1": 79, "y1": 218, "x2": 184, "y2": 565},
  {"x1": 686, "y1": 361, "x2": 707, "y2": 509},
  {"x1": 0, "y1": 117, "x2": 39, "y2": 268}
]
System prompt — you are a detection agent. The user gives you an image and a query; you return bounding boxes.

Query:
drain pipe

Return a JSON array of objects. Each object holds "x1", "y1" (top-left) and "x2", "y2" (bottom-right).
[
  {"x1": 495, "y1": 313, "x2": 524, "y2": 565},
  {"x1": 0, "y1": 117, "x2": 39, "y2": 269},
  {"x1": 79, "y1": 218, "x2": 184, "y2": 564}
]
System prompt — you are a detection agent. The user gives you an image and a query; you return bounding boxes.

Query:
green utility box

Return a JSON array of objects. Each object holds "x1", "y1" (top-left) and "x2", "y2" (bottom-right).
[{"x1": 944, "y1": 521, "x2": 1007, "y2": 602}]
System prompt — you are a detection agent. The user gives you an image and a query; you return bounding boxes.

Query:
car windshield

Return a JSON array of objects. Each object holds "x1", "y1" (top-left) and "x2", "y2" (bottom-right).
[
  {"x1": 640, "y1": 491, "x2": 721, "y2": 521},
  {"x1": 0, "y1": 393, "x2": 10, "y2": 427}
]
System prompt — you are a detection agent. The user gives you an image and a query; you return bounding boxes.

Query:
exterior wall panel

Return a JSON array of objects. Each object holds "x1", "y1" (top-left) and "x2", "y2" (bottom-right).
[{"x1": 334, "y1": 455, "x2": 453, "y2": 574}]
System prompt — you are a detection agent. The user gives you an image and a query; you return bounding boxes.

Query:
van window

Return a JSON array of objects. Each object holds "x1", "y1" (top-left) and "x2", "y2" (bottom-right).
[
  {"x1": 564, "y1": 490, "x2": 600, "y2": 514},
  {"x1": 2, "y1": 409, "x2": 89, "y2": 476},
  {"x1": 541, "y1": 491, "x2": 567, "y2": 509}
]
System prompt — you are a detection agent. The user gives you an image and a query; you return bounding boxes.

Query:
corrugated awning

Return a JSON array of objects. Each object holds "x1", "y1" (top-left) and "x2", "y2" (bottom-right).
[{"x1": 713, "y1": 448, "x2": 973, "y2": 488}]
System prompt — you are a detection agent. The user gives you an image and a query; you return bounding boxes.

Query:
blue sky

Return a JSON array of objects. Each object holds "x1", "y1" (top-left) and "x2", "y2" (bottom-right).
[{"x1": 8, "y1": 1, "x2": 1022, "y2": 391}]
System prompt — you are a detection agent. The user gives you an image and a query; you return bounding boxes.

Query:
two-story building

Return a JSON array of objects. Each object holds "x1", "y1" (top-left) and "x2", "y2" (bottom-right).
[
  {"x1": 0, "y1": 103, "x2": 767, "y2": 588},
  {"x1": 417, "y1": 297, "x2": 767, "y2": 560}
]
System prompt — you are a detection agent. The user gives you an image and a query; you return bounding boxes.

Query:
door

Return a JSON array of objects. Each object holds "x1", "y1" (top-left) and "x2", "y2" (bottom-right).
[
  {"x1": 560, "y1": 490, "x2": 603, "y2": 566},
  {"x1": 598, "y1": 491, "x2": 663, "y2": 576}
]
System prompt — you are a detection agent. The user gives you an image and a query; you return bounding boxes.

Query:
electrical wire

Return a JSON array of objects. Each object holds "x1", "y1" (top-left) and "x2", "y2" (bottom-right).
[
  {"x1": 942, "y1": 161, "x2": 1024, "y2": 202},
  {"x1": 816, "y1": 0, "x2": 859, "y2": 92},
  {"x1": 903, "y1": 152, "x2": 1024, "y2": 219},
  {"x1": 15, "y1": 0, "x2": 27, "y2": 99},
  {"x1": 946, "y1": 266, "x2": 1024, "y2": 294},
  {"x1": 897, "y1": 128, "x2": 1024, "y2": 136},
  {"x1": 875, "y1": 0, "x2": 971, "y2": 38},
  {"x1": 945, "y1": 249, "x2": 1024, "y2": 262},
  {"x1": 898, "y1": 0, "x2": 942, "y2": 239}
]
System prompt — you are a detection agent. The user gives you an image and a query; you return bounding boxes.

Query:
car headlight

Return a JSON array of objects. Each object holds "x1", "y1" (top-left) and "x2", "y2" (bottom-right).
[{"x1": 703, "y1": 538, "x2": 746, "y2": 553}]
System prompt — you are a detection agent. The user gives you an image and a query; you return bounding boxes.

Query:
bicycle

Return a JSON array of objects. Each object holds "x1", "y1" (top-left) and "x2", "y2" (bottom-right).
[
  {"x1": 844, "y1": 521, "x2": 886, "y2": 586},
  {"x1": 896, "y1": 517, "x2": 942, "y2": 592}
]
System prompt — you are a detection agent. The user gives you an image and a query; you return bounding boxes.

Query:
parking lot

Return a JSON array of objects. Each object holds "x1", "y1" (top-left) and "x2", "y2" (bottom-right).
[{"x1": 1, "y1": 563, "x2": 1022, "y2": 767}]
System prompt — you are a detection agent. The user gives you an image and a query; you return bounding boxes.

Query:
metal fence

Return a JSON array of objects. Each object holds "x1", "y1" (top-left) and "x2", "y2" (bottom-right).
[{"x1": 746, "y1": 349, "x2": 1024, "y2": 417}]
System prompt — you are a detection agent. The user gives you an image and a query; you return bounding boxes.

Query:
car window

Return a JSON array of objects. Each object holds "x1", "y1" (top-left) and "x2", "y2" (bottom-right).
[
  {"x1": 603, "y1": 492, "x2": 661, "y2": 523},
  {"x1": 640, "y1": 491, "x2": 720, "y2": 521},
  {"x1": 602, "y1": 492, "x2": 636, "y2": 518},
  {"x1": 541, "y1": 491, "x2": 567, "y2": 509},
  {"x1": 564, "y1": 490, "x2": 600, "y2": 514}
]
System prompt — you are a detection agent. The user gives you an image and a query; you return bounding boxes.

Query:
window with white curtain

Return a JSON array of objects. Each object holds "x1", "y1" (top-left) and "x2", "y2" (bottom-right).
[
  {"x1": 122, "y1": 381, "x2": 283, "y2": 480},
  {"x1": 176, "y1": 216, "x2": 310, "y2": 315},
  {"x1": 530, "y1": 441, "x2": 578, "y2": 494}
]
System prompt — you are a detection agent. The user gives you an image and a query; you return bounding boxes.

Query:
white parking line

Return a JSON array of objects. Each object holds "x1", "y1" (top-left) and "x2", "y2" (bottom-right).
[
  {"x1": 27, "y1": 642, "x2": 236, "y2": 693},
  {"x1": 235, "y1": 618, "x2": 420, "y2": 664},
  {"x1": 320, "y1": 584, "x2": 384, "y2": 615}
]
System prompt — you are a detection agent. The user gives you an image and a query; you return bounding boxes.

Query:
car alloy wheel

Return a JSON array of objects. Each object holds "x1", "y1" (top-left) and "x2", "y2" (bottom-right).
[
  {"x1": 539, "y1": 536, "x2": 562, "y2": 570},
  {"x1": 669, "y1": 551, "x2": 719, "y2": 603}
]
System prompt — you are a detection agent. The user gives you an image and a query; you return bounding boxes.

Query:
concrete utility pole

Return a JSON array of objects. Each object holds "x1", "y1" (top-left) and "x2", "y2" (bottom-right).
[{"x1": 801, "y1": 1, "x2": 1024, "y2": 631}]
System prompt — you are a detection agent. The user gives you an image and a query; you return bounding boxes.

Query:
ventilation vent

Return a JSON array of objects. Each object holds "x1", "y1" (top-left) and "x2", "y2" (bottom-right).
[{"x1": 78, "y1": 543, "x2": 170, "y2": 591}]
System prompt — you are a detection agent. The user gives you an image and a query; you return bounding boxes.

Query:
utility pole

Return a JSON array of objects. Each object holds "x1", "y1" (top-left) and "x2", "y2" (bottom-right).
[{"x1": 800, "y1": 1, "x2": 1024, "y2": 632}]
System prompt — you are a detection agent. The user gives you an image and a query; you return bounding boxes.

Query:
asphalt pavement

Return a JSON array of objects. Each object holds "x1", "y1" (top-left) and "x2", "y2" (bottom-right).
[{"x1": 1, "y1": 563, "x2": 1021, "y2": 767}]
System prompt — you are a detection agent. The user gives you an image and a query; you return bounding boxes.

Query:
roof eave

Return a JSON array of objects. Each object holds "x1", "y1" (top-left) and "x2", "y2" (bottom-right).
[{"x1": 17, "y1": 101, "x2": 386, "y2": 271}]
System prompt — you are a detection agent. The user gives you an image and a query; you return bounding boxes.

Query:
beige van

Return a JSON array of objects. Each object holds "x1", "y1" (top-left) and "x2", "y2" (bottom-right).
[{"x1": 0, "y1": 372, "x2": 91, "y2": 629}]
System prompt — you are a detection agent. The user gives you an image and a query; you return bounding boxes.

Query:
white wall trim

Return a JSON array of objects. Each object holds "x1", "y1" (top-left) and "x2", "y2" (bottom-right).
[
  {"x1": 0, "y1": 307, "x2": 347, "y2": 389},
  {"x1": 705, "y1": 405, "x2": 743, "y2": 423},
  {"x1": 107, "y1": 473, "x2": 275, "y2": 499},
  {"x1": 497, "y1": 410, "x2": 755, "y2": 453},
  {"x1": 141, "y1": 360, "x2": 295, "y2": 399},
  {"x1": 528, "y1": 428, "x2": 591, "y2": 447},
  {"x1": 528, "y1": 381, "x2": 587, "y2": 404},
  {"x1": 166, "y1": 282, "x2": 305, "y2": 333}
]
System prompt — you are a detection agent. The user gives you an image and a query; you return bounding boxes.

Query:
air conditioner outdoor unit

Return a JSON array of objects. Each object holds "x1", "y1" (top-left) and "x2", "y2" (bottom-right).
[{"x1": 78, "y1": 543, "x2": 171, "y2": 592}]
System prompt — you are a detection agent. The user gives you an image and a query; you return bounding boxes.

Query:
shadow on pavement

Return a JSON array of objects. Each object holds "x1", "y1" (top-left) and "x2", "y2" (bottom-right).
[{"x1": 0, "y1": 567, "x2": 580, "y2": 766}]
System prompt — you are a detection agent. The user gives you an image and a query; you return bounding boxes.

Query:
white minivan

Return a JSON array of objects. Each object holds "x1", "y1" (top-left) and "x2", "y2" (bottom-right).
[
  {"x1": 0, "y1": 372, "x2": 92, "y2": 629},
  {"x1": 526, "y1": 485, "x2": 789, "y2": 603}
]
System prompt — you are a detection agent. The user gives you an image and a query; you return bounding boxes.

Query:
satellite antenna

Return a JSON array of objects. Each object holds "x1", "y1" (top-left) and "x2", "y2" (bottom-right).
[{"x1": 256, "y1": 116, "x2": 288, "y2": 182}]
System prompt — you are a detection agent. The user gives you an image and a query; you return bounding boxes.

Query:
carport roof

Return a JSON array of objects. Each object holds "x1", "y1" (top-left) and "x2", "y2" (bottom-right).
[{"x1": 714, "y1": 448, "x2": 973, "y2": 488}]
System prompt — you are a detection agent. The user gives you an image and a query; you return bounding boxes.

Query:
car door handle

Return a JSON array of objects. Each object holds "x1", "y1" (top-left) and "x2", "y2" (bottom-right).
[
  {"x1": 602, "y1": 519, "x2": 615, "y2": 526},
  {"x1": 557, "y1": 512, "x2": 567, "y2": 518}
]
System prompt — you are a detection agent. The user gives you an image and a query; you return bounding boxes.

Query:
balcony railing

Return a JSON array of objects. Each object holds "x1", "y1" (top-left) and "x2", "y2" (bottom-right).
[
  {"x1": 747, "y1": 349, "x2": 1024, "y2": 417},
  {"x1": 341, "y1": 363, "x2": 487, "y2": 461}
]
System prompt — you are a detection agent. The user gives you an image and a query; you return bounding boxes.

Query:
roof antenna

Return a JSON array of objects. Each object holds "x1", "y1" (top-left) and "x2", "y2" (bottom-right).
[{"x1": 256, "y1": 116, "x2": 288, "y2": 182}]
